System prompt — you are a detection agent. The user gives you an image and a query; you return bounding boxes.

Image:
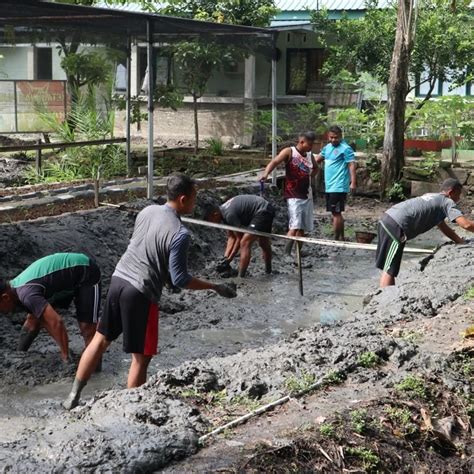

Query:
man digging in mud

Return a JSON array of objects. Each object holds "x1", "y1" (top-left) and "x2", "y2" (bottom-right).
[
  {"x1": 0, "y1": 253, "x2": 101, "y2": 362},
  {"x1": 204, "y1": 195, "x2": 275, "y2": 278},
  {"x1": 376, "y1": 178, "x2": 474, "y2": 287},
  {"x1": 63, "y1": 173, "x2": 237, "y2": 410},
  {"x1": 260, "y1": 131, "x2": 318, "y2": 256}
]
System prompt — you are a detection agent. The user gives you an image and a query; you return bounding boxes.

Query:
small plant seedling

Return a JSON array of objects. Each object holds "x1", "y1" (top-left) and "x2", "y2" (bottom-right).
[
  {"x1": 358, "y1": 351, "x2": 381, "y2": 368},
  {"x1": 385, "y1": 407, "x2": 417, "y2": 435},
  {"x1": 464, "y1": 287, "x2": 474, "y2": 300},
  {"x1": 395, "y1": 375, "x2": 427, "y2": 400},
  {"x1": 319, "y1": 422, "x2": 336, "y2": 438},
  {"x1": 230, "y1": 395, "x2": 261, "y2": 411},
  {"x1": 350, "y1": 408, "x2": 369, "y2": 434},
  {"x1": 323, "y1": 370, "x2": 345, "y2": 386},
  {"x1": 285, "y1": 371, "x2": 316, "y2": 394},
  {"x1": 346, "y1": 447, "x2": 379, "y2": 471},
  {"x1": 399, "y1": 329, "x2": 423, "y2": 344},
  {"x1": 180, "y1": 388, "x2": 201, "y2": 399}
]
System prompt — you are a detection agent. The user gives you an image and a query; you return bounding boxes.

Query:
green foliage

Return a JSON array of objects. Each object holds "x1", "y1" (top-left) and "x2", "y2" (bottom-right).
[
  {"x1": 406, "y1": 96, "x2": 474, "y2": 140},
  {"x1": 417, "y1": 152, "x2": 439, "y2": 176},
  {"x1": 30, "y1": 84, "x2": 126, "y2": 183},
  {"x1": 230, "y1": 395, "x2": 261, "y2": 411},
  {"x1": 332, "y1": 105, "x2": 385, "y2": 152},
  {"x1": 294, "y1": 102, "x2": 327, "y2": 135},
  {"x1": 398, "y1": 330, "x2": 423, "y2": 344},
  {"x1": 387, "y1": 182, "x2": 406, "y2": 202},
  {"x1": 60, "y1": 50, "x2": 112, "y2": 89},
  {"x1": 346, "y1": 446, "x2": 379, "y2": 471},
  {"x1": 158, "y1": 0, "x2": 278, "y2": 27},
  {"x1": 312, "y1": 0, "x2": 474, "y2": 102},
  {"x1": 358, "y1": 351, "x2": 381, "y2": 369},
  {"x1": 464, "y1": 287, "x2": 474, "y2": 300},
  {"x1": 350, "y1": 408, "x2": 369, "y2": 434},
  {"x1": 323, "y1": 370, "x2": 345, "y2": 386},
  {"x1": 395, "y1": 375, "x2": 428, "y2": 400},
  {"x1": 319, "y1": 422, "x2": 336, "y2": 438},
  {"x1": 284, "y1": 370, "x2": 316, "y2": 394},
  {"x1": 385, "y1": 407, "x2": 418, "y2": 436},
  {"x1": 206, "y1": 137, "x2": 224, "y2": 156}
]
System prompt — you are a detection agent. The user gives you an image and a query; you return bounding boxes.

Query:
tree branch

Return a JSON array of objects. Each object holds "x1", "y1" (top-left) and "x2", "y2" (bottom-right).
[{"x1": 404, "y1": 77, "x2": 437, "y2": 129}]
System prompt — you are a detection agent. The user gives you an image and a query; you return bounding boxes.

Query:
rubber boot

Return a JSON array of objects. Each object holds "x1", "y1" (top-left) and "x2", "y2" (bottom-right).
[
  {"x1": 63, "y1": 378, "x2": 87, "y2": 410},
  {"x1": 284, "y1": 240, "x2": 294, "y2": 256},
  {"x1": 265, "y1": 261, "x2": 272, "y2": 274},
  {"x1": 237, "y1": 268, "x2": 247, "y2": 278},
  {"x1": 17, "y1": 326, "x2": 41, "y2": 352}
]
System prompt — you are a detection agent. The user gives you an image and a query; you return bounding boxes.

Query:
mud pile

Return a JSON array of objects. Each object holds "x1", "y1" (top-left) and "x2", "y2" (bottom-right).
[{"x1": 0, "y1": 236, "x2": 471, "y2": 471}]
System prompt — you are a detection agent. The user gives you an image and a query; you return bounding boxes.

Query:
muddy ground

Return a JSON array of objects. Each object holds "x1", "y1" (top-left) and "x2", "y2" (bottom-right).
[{"x1": 0, "y1": 188, "x2": 472, "y2": 472}]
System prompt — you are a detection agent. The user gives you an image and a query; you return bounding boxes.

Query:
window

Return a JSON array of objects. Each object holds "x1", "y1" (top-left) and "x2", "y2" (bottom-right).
[
  {"x1": 36, "y1": 48, "x2": 52, "y2": 80},
  {"x1": 138, "y1": 47, "x2": 172, "y2": 93},
  {"x1": 286, "y1": 48, "x2": 325, "y2": 95}
]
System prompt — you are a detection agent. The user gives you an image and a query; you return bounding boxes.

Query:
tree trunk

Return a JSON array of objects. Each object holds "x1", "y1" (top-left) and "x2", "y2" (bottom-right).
[
  {"x1": 381, "y1": 0, "x2": 416, "y2": 198},
  {"x1": 192, "y1": 93, "x2": 199, "y2": 155}
]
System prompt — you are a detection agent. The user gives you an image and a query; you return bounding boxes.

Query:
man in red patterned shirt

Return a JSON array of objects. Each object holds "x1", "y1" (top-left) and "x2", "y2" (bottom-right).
[{"x1": 260, "y1": 132, "x2": 319, "y2": 255}]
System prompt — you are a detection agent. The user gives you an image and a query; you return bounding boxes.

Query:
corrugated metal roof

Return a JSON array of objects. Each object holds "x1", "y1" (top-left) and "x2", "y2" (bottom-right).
[{"x1": 275, "y1": 0, "x2": 389, "y2": 10}]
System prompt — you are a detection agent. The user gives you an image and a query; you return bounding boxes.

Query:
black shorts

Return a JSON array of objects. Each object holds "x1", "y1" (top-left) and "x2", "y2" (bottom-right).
[
  {"x1": 98, "y1": 276, "x2": 159, "y2": 355},
  {"x1": 249, "y1": 206, "x2": 275, "y2": 234},
  {"x1": 326, "y1": 193, "x2": 347, "y2": 213},
  {"x1": 48, "y1": 260, "x2": 101, "y2": 324},
  {"x1": 375, "y1": 214, "x2": 406, "y2": 277}
]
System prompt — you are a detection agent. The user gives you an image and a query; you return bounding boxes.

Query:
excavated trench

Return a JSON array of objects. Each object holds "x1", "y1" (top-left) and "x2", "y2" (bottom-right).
[{"x1": 0, "y1": 189, "x2": 472, "y2": 471}]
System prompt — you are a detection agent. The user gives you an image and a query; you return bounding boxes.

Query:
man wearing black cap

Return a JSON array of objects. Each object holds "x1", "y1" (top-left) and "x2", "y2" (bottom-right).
[{"x1": 376, "y1": 178, "x2": 474, "y2": 287}]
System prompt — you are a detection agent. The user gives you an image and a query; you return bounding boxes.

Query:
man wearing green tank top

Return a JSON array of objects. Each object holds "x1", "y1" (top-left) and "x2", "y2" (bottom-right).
[{"x1": 0, "y1": 253, "x2": 101, "y2": 361}]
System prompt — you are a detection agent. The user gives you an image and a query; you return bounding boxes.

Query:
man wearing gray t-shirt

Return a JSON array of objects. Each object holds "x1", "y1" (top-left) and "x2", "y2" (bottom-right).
[
  {"x1": 376, "y1": 179, "x2": 474, "y2": 287},
  {"x1": 64, "y1": 174, "x2": 237, "y2": 410}
]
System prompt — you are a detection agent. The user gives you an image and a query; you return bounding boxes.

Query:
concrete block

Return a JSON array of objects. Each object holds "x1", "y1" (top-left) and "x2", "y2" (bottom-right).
[
  {"x1": 448, "y1": 168, "x2": 469, "y2": 185},
  {"x1": 410, "y1": 180, "x2": 440, "y2": 196},
  {"x1": 50, "y1": 187, "x2": 70, "y2": 195},
  {"x1": 467, "y1": 174, "x2": 474, "y2": 186}
]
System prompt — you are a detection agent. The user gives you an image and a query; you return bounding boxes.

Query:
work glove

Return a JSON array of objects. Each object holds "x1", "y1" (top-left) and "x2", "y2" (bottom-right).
[
  {"x1": 215, "y1": 256, "x2": 231, "y2": 273},
  {"x1": 214, "y1": 283, "x2": 237, "y2": 298}
]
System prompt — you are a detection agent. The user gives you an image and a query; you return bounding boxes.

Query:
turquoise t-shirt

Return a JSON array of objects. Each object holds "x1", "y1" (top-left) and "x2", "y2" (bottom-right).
[{"x1": 320, "y1": 140, "x2": 355, "y2": 193}]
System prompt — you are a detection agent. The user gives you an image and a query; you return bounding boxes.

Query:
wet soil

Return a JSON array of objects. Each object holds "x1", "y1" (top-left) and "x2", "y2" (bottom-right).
[{"x1": 0, "y1": 189, "x2": 472, "y2": 471}]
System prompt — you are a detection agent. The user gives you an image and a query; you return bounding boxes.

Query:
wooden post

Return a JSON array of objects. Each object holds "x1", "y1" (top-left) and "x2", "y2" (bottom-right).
[
  {"x1": 35, "y1": 139, "x2": 42, "y2": 175},
  {"x1": 296, "y1": 241, "x2": 303, "y2": 296}
]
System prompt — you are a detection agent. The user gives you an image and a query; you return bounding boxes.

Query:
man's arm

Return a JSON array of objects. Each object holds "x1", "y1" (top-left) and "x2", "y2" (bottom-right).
[
  {"x1": 226, "y1": 231, "x2": 243, "y2": 262},
  {"x1": 260, "y1": 148, "x2": 291, "y2": 181},
  {"x1": 39, "y1": 304, "x2": 69, "y2": 361},
  {"x1": 455, "y1": 215, "x2": 474, "y2": 232},
  {"x1": 437, "y1": 221, "x2": 464, "y2": 243},
  {"x1": 348, "y1": 161, "x2": 357, "y2": 192}
]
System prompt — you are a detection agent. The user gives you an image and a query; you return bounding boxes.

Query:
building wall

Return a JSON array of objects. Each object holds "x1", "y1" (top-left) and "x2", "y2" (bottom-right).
[{"x1": 114, "y1": 101, "x2": 246, "y2": 145}]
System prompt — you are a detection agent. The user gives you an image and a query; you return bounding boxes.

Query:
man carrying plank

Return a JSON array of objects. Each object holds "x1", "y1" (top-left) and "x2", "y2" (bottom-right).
[
  {"x1": 63, "y1": 174, "x2": 236, "y2": 410},
  {"x1": 376, "y1": 178, "x2": 474, "y2": 287},
  {"x1": 204, "y1": 195, "x2": 275, "y2": 277}
]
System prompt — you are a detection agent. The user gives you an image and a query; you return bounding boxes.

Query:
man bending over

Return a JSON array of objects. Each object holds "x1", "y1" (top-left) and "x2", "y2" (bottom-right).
[
  {"x1": 63, "y1": 173, "x2": 236, "y2": 410},
  {"x1": 204, "y1": 194, "x2": 275, "y2": 277}
]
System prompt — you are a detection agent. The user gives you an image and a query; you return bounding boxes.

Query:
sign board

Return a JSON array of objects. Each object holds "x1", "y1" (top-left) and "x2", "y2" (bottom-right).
[{"x1": 0, "y1": 80, "x2": 68, "y2": 133}]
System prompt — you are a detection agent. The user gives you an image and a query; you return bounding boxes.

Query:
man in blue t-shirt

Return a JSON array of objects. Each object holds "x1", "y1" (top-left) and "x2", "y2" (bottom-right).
[{"x1": 316, "y1": 126, "x2": 356, "y2": 240}]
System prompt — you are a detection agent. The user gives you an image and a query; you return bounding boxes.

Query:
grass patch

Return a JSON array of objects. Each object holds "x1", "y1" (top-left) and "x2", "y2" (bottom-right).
[
  {"x1": 285, "y1": 370, "x2": 316, "y2": 394},
  {"x1": 346, "y1": 447, "x2": 380, "y2": 471},
  {"x1": 385, "y1": 406, "x2": 418, "y2": 436},
  {"x1": 323, "y1": 370, "x2": 345, "y2": 386},
  {"x1": 350, "y1": 408, "x2": 369, "y2": 434},
  {"x1": 395, "y1": 375, "x2": 428, "y2": 400},
  {"x1": 358, "y1": 351, "x2": 381, "y2": 368},
  {"x1": 319, "y1": 422, "x2": 336, "y2": 438},
  {"x1": 464, "y1": 287, "x2": 474, "y2": 300}
]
